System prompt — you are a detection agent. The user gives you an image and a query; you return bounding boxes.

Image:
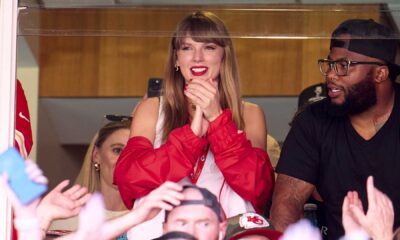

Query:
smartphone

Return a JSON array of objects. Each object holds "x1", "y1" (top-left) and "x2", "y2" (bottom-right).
[
  {"x1": 0, "y1": 147, "x2": 47, "y2": 204},
  {"x1": 147, "y1": 78, "x2": 163, "y2": 98}
]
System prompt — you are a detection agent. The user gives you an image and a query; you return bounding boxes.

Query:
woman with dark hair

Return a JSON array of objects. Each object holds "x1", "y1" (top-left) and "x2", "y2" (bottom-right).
[{"x1": 114, "y1": 11, "x2": 274, "y2": 239}]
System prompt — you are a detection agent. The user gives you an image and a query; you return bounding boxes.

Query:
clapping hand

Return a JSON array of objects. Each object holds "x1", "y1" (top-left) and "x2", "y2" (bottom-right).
[
  {"x1": 342, "y1": 176, "x2": 394, "y2": 240},
  {"x1": 184, "y1": 78, "x2": 222, "y2": 122}
]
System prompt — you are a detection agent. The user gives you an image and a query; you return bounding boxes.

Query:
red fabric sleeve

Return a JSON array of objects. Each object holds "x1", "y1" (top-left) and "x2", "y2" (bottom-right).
[
  {"x1": 207, "y1": 109, "x2": 275, "y2": 214},
  {"x1": 114, "y1": 124, "x2": 208, "y2": 209},
  {"x1": 14, "y1": 80, "x2": 33, "y2": 159}
]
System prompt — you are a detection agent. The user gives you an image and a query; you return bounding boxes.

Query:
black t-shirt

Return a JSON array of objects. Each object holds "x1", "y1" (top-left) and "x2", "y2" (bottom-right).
[{"x1": 277, "y1": 85, "x2": 400, "y2": 240}]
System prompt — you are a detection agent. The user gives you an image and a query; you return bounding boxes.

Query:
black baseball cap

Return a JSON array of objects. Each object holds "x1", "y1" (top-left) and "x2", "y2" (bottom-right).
[
  {"x1": 330, "y1": 19, "x2": 400, "y2": 80},
  {"x1": 164, "y1": 185, "x2": 224, "y2": 222}
]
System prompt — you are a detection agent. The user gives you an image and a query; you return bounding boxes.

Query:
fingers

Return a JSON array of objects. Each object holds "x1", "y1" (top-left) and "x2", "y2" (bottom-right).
[
  {"x1": 46, "y1": 182, "x2": 90, "y2": 210},
  {"x1": 349, "y1": 201, "x2": 367, "y2": 226},
  {"x1": 190, "y1": 105, "x2": 206, "y2": 136},
  {"x1": 348, "y1": 191, "x2": 363, "y2": 210},
  {"x1": 366, "y1": 176, "x2": 376, "y2": 210},
  {"x1": 75, "y1": 192, "x2": 92, "y2": 208},
  {"x1": 63, "y1": 184, "x2": 88, "y2": 201},
  {"x1": 372, "y1": 186, "x2": 394, "y2": 220},
  {"x1": 70, "y1": 186, "x2": 89, "y2": 201},
  {"x1": 188, "y1": 78, "x2": 217, "y2": 95},
  {"x1": 52, "y1": 179, "x2": 70, "y2": 193},
  {"x1": 160, "y1": 181, "x2": 184, "y2": 191},
  {"x1": 63, "y1": 185, "x2": 91, "y2": 209},
  {"x1": 185, "y1": 79, "x2": 217, "y2": 106},
  {"x1": 145, "y1": 181, "x2": 184, "y2": 209},
  {"x1": 342, "y1": 194, "x2": 350, "y2": 213},
  {"x1": 25, "y1": 160, "x2": 48, "y2": 185},
  {"x1": 185, "y1": 78, "x2": 222, "y2": 121}
]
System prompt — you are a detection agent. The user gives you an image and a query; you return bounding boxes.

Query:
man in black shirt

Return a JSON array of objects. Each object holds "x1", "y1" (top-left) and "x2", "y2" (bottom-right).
[{"x1": 270, "y1": 19, "x2": 400, "y2": 240}]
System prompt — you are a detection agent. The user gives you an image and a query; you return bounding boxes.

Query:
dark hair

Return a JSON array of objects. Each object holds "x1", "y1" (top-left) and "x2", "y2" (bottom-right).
[{"x1": 95, "y1": 120, "x2": 131, "y2": 148}]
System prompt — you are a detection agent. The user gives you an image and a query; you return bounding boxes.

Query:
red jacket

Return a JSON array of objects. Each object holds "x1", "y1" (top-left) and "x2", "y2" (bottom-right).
[{"x1": 114, "y1": 109, "x2": 274, "y2": 214}]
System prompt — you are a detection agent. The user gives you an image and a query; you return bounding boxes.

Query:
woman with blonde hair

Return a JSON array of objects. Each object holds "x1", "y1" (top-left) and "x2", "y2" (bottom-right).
[
  {"x1": 50, "y1": 118, "x2": 131, "y2": 236},
  {"x1": 114, "y1": 11, "x2": 275, "y2": 239}
]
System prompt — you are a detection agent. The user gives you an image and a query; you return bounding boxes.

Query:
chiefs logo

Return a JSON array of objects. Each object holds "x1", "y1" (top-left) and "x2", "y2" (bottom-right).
[{"x1": 239, "y1": 213, "x2": 270, "y2": 229}]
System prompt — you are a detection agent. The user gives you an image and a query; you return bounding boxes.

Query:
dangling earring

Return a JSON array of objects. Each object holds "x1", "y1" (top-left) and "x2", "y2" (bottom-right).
[
  {"x1": 94, "y1": 162, "x2": 100, "y2": 172},
  {"x1": 175, "y1": 64, "x2": 179, "y2": 72}
]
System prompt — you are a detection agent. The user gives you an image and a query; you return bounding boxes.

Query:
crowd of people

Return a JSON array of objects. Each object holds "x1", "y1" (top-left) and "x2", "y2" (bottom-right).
[{"x1": 3, "y1": 9, "x2": 400, "y2": 240}]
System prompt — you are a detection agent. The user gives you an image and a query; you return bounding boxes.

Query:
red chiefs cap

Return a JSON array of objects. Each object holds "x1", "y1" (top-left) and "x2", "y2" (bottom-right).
[{"x1": 225, "y1": 213, "x2": 282, "y2": 240}]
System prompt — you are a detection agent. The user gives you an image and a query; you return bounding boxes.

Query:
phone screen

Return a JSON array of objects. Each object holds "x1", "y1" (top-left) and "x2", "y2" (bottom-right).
[{"x1": 0, "y1": 148, "x2": 47, "y2": 204}]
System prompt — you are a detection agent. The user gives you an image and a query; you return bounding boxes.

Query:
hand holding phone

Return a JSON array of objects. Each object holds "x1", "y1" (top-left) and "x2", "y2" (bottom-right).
[{"x1": 0, "y1": 147, "x2": 47, "y2": 204}]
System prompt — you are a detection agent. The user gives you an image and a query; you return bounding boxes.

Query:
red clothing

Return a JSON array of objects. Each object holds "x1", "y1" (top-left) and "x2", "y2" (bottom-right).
[
  {"x1": 13, "y1": 80, "x2": 33, "y2": 240},
  {"x1": 114, "y1": 109, "x2": 274, "y2": 214},
  {"x1": 14, "y1": 80, "x2": 33, "y2": 159}
]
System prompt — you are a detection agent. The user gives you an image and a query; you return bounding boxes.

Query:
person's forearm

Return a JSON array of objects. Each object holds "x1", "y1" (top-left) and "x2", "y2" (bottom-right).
[
  {"x1": 101, "y1": 211, "x2": 143, "y2": 239},
  {"x1": 270, "y1": 175, "x2": 312, "y2": 232},
  {"x1": 270, "y1": 198, "x2": 304, "y2": 232}
]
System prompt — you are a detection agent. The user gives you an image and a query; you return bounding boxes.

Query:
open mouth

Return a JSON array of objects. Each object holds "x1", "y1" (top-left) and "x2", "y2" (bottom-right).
[
  {"x1": 327, "y1": 84, "x2": 343, "y2": 98},
  {"x1": 191, "y1": 67, "x2": 208, "y2": 76}
]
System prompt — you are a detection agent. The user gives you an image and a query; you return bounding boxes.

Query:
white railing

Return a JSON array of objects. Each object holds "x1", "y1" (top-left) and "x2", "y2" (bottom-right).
[{"x1": 0, "y1": 0, "x2": 18, "y2": 239}]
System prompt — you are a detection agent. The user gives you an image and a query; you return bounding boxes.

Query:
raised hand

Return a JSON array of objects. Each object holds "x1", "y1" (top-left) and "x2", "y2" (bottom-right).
[
  {"x1": 36, "y1": 179, "x2": 91, "y2": 231},
  {"x1": 342, "y1": 191, "x2": 364, "y2": 235},
  {"x1": 92, "y1": 181, "x2": 184, "y2": 240},
  {"x1": 349, "y1": 176, "x2": 394, "y2": 240},
  {"x1": 133, "y1": 181, "x2": 184, "y2": 223},
  {"x1": 0, "y1": 159, "x2": 47, "y2": 240},
  {"x1": 184, "y1": 78, "x2": 222, "y2": 122}
]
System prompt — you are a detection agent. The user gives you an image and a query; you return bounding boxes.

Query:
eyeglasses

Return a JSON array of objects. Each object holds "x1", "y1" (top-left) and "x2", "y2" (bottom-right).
[
  {"x1": 104, "y1": 114, "x2": 132, "y2": 122},
  {"x1": 318, "y1": 58, "x2": 386, "y2": 76}
]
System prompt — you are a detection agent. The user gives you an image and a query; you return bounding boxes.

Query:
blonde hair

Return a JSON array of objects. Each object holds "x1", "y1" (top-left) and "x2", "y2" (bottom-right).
[
  {"x1": 75, "y1": 120, "x2": 131, "y2": 193},
  {"x1": 162, "y1": 11, "x2": 244, "y2": 141}
]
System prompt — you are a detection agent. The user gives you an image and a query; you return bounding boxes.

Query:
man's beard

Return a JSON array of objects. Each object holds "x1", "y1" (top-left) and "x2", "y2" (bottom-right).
[{"x1": 328, "y1": 71, "x2": 377, "y2": 116}]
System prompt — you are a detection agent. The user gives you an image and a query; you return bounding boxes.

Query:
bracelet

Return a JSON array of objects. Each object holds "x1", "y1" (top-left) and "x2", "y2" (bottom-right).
[{"x1": 14, "y1": 218, "x2": 39, "y2": 231}]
